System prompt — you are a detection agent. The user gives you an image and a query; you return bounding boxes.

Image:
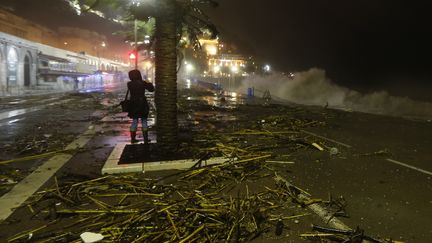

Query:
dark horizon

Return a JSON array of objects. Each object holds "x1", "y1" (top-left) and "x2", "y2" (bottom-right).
[
  {"x1": 2, "y1": 0, "x2": 431, "y2": 101},
  {"x1": 207, "y1": 0, "x2": 432, "y2": 101}
]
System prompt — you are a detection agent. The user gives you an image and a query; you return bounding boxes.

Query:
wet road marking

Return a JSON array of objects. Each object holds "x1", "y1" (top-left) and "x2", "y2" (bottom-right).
[
  {"x1": 0, "y1": 99, "x2": 73, "y2": 123},
  {"x1": 386, "y1": 158, "x2": 432, "y2": 176},
  {"x1": 301, "y1": 129, "x2": 352, "y2": 148},
  {"x1": 0, "y1": 124, "x2": 96, "y2": 222},
  {"x1": 0, "y1": 118, "x2": 25, "y2": 126}
]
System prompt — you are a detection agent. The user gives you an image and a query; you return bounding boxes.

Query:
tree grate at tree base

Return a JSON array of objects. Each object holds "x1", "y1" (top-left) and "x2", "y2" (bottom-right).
[{"x1": 118, "y1": 143, "x2": 192, "y2": 164}]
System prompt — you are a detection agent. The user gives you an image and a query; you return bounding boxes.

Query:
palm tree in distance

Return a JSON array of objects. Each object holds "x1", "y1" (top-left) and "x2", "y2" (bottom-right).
[
  {"x1": 72, "y1": 0, "x2": 218, "y2": 150},
  {"x1": 113, "y1": 18, "x2": 155, "y2": 48}
]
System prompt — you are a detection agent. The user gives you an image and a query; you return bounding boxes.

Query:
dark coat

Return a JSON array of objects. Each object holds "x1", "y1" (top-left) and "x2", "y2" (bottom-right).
[{"x1": 127, "y1": 80, "x2": 154, "y2": 118}]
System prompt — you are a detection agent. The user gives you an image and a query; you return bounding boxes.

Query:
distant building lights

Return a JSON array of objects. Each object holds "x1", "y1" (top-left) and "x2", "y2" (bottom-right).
[
  {"x1": 205, "y1": 45, "x2": 218, "y2": 56},
  {"x1": 231, "y1": 66, "x2": 239, "y2": 73},
  {"x1": 213, "y1": 65, "x2": 221, "y2": 73}
]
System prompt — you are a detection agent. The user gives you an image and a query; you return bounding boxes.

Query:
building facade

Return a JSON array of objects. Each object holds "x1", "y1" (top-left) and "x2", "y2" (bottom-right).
[
  {"x1": 0, "y1": 35, "x2": 38, "y2": 94},
  {"x1": 0, "y1": 8, "x2": 129, "y2": 96}
]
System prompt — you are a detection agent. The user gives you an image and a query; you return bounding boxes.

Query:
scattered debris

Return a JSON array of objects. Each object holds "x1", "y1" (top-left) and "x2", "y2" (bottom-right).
[
  {"x1": 1, "y1": 89, "x2": 397, "y2": 242},
  {"x1": 80, "y1": 232, "x2": 104, "y2": 243},
  {"x1": 311, "y1": 142, "x2": 324, "y2": 151},
  {"x1": 329, "y1": 147, "x2": 339, "y2": 156},
  {"x1": 301, "y1": 225, "x2": 392, "y2": 243}
]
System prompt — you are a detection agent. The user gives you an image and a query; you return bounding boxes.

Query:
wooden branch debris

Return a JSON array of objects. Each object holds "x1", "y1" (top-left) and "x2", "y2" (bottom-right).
[{"x1": 6, "y1": 111, "x2": 391, "y2": 242}]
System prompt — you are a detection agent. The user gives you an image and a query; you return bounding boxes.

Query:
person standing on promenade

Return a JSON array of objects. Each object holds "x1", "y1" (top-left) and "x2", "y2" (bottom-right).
[{"x1": 127, "y1": 69, "x2": 154, "y2": 143}]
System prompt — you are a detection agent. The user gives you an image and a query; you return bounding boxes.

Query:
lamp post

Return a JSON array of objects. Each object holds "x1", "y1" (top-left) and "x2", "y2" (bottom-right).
[
  {"x1": 134, "y1": 19, "x2": 138, "y2": 70},
  {"x1": 100, "y1": 42, "x2": 106, "y2": 59}
]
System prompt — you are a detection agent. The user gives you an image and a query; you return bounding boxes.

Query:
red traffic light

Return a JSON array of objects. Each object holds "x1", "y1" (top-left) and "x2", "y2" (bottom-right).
[{"x1": 129, "y1": 52, "x2": 137, "y2": 60}]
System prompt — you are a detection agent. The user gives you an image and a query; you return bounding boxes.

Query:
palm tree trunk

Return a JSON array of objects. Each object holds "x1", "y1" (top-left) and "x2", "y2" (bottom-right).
[{"x1": 154, "y1": 0, "x2": 179, "y2": 150}]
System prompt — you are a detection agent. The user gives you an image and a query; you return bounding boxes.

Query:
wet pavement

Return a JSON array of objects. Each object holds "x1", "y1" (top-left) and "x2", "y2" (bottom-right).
[
  {"x1": 0, "y1": 86, "x2": 431, "y2": 242},
  {"x1": 0, "y1": 91, "x2": 117, "y2": 198}
]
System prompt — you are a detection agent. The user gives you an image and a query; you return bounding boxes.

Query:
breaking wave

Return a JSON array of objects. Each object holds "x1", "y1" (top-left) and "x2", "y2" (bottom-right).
[{"x1": 238, "y1": 68, "x2": 432, "y2": 120}]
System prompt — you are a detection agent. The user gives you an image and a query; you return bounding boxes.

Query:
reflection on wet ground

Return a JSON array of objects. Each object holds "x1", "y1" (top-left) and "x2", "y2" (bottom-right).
[
  {"x1": 0, "y1": 99, "x2": 74, "y2": 124},
  {"x1": 0, "y1": 96, "x2": 61, "y2": 109},
  {"x1": 5, "y1": 100, "x2": 26, "y2": 105},
  {"x1": 0, "y1": 107, "x2": 43, "y2": 121},
  {"x1": 191, "y1": 111, "x2": 238, "y2": 123},
  {"x1": 0, "y1": 118, "x2": 25, "y2": 127},
  {"x1": 186, "y1": 91, "x2": 245, "y2": 109}
]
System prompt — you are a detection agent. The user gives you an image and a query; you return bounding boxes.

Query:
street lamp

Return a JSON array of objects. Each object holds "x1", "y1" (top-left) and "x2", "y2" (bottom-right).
[
  {"x1": 134, "y1": 19, "x2": 138, "y2": 69},
  {"x1": 100, "y1": 42, "x2": 106, "y2": 58},
  {"x1": 186, "y1": 63, "x2": 194, "y2": 74},
  {"x1": 130, "y1": 0, "x2": 152, "y2": 69}
]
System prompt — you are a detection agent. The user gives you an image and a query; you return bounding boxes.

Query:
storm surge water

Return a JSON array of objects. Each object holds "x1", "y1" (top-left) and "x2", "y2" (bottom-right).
[{"x1": 238, "y1": 68, "x2": 432, "y2": 120}]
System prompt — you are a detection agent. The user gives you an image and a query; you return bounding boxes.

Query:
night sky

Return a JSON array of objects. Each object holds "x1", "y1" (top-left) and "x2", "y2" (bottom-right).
[
  {"x1": 207, "y1": 0, "x2": 432, "y2": 100},
  {"x1": 2, "y1": 0, "x2": 431, "y2": 100}
]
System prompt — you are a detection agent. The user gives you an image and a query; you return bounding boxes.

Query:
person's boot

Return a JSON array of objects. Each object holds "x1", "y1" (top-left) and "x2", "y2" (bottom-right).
[
  {"x1": 130, "y1": 131, "x2": 138, "y2": 144},
  {"x1": 142, "y1": 129, "x2": 149, "y2": 144}
]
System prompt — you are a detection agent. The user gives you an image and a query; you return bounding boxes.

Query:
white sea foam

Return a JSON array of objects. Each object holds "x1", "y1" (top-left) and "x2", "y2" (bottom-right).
[{"x1": 238, "y1": 68, "x2": 432, "y2": 120}]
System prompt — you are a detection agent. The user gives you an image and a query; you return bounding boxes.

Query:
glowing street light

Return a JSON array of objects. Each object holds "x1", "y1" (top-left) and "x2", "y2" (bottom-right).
[
  {"x1": 186, "y1": 63, "x2": 195, "y2": 73},
  {"x1": 264, "y1": 64, "x2": 271, "y2": 72}
]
